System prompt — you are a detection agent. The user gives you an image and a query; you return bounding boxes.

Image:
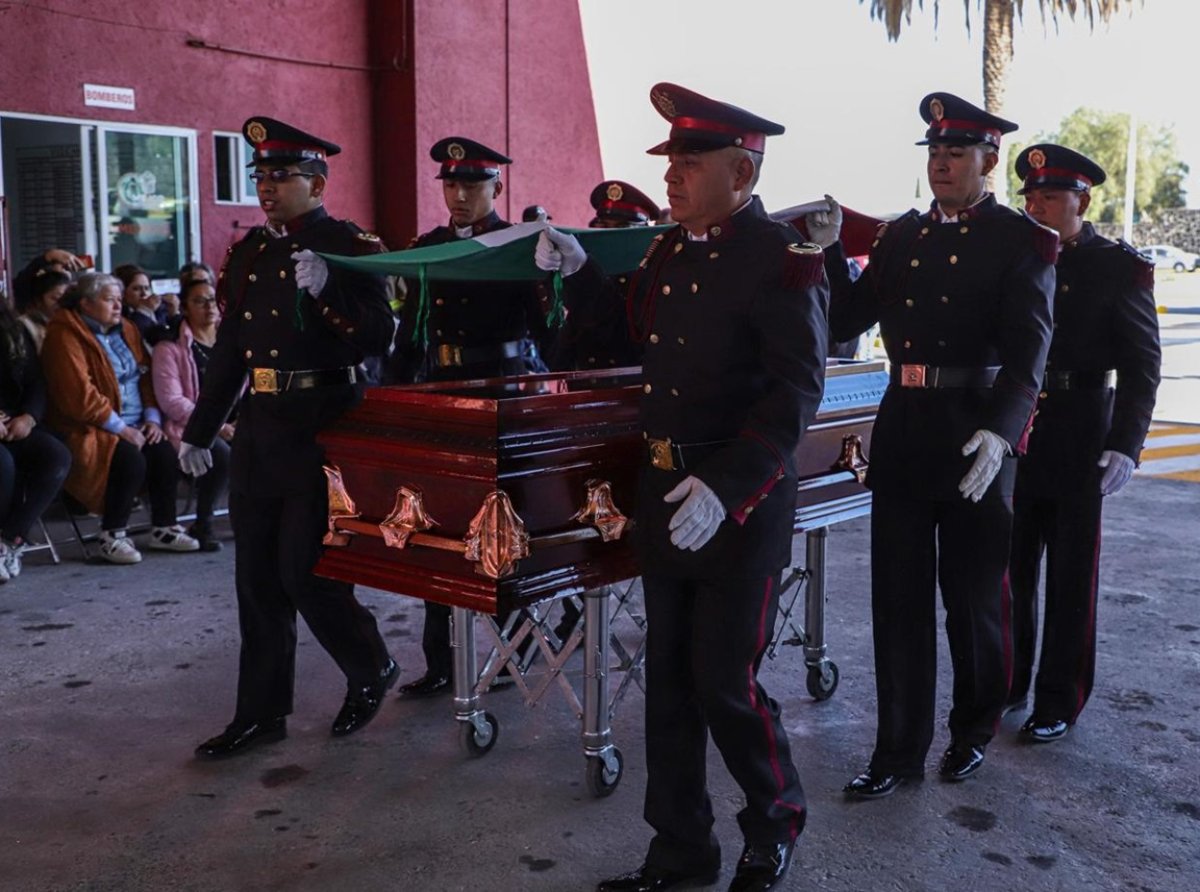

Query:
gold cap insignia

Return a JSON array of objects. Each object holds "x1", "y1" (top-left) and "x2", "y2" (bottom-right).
[
  {"x1": 788, "y1": 242, "x2": 823, "y2": 255},
  {"x1": 1028, "y1": 148, "x2": 1047, "y2": 169},
  {"x1": 447, "y1": 142, "x2": 466, "y2": 161},
  {"x1": 356, "y1": 231, "x2": 381, "y2": 242},
  {"x1": 606, "y1": 183, "x2": 624, "y2": 201},
  {"x1": 246, "y1": 120, "x2": 268, "y2": 144},
  {"x1": 651, "y1": 88, "x2": 677, "y2": 118},
  {"x1": 929, "y1": 98, "x2": 945, "y2": 122}
]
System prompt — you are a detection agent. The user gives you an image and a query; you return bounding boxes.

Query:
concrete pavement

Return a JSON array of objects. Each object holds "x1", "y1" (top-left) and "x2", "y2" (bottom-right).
[{"x1": 2, "y1": 474, "x2": 1198, "y2": 892}]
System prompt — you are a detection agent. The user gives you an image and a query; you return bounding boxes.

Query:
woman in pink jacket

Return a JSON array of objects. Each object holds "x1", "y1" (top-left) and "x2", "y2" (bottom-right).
[{"x1": 152, "y1": 278, "x2": 232, "y2": 551}]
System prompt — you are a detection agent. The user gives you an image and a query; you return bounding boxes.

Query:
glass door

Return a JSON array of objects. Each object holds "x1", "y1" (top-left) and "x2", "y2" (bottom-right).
[
  {"x1": 97, "y1": 126, "x2": 197, "y2": 276},
  {"x1": 0, "y1": 114, "x2": 199, "y2": 285}
]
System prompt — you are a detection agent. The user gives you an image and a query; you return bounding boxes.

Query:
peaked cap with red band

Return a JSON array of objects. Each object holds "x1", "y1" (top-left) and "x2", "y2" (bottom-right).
[
  {"x1": 646, "y1": 82, "x2": 784, "y2": 155},
  {"x1": 916, "y1": 92, "x2": 1017, "y2": 149},
  {"x1": 588, "y1": 180, "x2": 660, "y2": 228},
  {"x1": 430, "y1": 136, "x2": 511, "y2": 181},
  {"x1": 1015, "y1": 143, "x2": 1106, "y2": 194},
  {"x1": 243, "y1": 117, "x2": 340, "y2": 166}
]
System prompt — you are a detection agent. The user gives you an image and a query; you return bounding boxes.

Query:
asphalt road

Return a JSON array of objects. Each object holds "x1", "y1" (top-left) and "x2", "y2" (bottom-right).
[{"x1": 2, "y1": 470, "x2": 1197, "y2": 892}]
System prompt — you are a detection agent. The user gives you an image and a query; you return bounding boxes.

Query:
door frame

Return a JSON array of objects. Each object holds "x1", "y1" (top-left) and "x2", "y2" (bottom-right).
[{"x1": 0, "y1": 109, "x2": 201, "y2": 282}]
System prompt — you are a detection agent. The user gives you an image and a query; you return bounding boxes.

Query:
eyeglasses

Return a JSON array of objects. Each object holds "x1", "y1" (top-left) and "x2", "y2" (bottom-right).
[
  {"x1": 248, "y1": 170, "x2": 316, "y2": 184},
  {"x1": 188, "y1": 296, "x2": 218, "y2": 307}
]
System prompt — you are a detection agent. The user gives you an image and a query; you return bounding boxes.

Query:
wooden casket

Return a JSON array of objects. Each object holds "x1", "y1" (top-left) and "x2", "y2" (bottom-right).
[{"x1": 314, "y1": 359, "x2": 887, "y2": 615}]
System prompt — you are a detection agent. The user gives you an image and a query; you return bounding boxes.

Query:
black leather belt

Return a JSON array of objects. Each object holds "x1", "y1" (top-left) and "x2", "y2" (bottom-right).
[
  {"x1": 434, "y1": 339, "x2": 524, "y2": 368},
  {"x1": 250, "y1": 366, "x2": 356, "y2": 394},
  {"x1": 1043, "y1": 369, "x2": 1116, "y2": 390},
  {"x1": 891, "y1": 364, "x2": 1001, "y2": 389},
  {"x1": 646, "y1": 436, "x2": 731, "y2": 471}
]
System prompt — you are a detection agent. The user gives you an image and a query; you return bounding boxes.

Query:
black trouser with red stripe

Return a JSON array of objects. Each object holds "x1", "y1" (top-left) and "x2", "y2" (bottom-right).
[
  {"x1": 229, "y1": 485, "x2": 391, "y2": 723},
  {"x1": 867, "y1": 490, "x2": 1013, "y2": 776},
  {"x1": 1008, "y1": 482, "x2": 1104, "y2": 724},
  {"x1": 642, "y1": 573, "x2": 805, "y2": 875}
]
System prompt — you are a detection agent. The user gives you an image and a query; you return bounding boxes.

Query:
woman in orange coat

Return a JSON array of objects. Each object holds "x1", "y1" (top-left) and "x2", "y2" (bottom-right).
[{"x1": 42, "y1": 272, "x2": 199, "y2": 564}]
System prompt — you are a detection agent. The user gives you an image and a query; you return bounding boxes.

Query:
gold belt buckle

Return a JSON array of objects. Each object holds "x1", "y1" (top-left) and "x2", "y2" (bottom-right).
[
  {"x1": 648, "y1": 437, "x2": 676, "y2": 471},
  {"x1": 899, "y1": 364, "x2": 927, "y2": 388},
  {"x1": 252, "y1": 367, "x2": 279, "y2": 394},
  {"x1": 436, "y1": 344, "x2": 462, "y2": 367}
]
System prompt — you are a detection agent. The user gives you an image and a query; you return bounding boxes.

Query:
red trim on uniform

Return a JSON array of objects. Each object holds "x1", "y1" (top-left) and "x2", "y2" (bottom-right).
[
  {"x1": 931, "y1": 119, "x2": 1002, "y2": 143},
  {"x1": 441, "y1": 159, "x2": 500, "y2": 174},
  {"x1": 671, "y1": 117, "x2": 766, "y2": 152},
  {"x1": 1037, "y1": 228, "x2": 1060, "y2": 264},
  {"x1": 748, "y1": 576, "x2": 806, "y2": 837},
  {"x1": 1074, "y1": 518, "x2": 1103, "y2": 722},
  {"x1": 731, "y1": 431, "x2": 785, "y2": 525},
  {"x1": 997, "y1": 567, "x2": 1014, "y2": 734},
  {"x1": 599, "y1": 199, "x2": 652, "y2": 217},
  {"x1": 256, "y1": 140, "x2": 325, "y2": 159},
  {"x1": 1024, "y1": 167, "x2": 1093, "y2": 188}
]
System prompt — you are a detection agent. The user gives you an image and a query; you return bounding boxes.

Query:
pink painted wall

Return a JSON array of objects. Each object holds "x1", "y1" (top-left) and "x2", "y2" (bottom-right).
[
  {"x1": 408, "y1": 0, "x2": 603, "y2": 236},
  {"x1": 0, "y1": 0, "x2": 601, "y2": 266},
  {"x1": 0, "y1": 0, "x2": 377, "y2": 271}
]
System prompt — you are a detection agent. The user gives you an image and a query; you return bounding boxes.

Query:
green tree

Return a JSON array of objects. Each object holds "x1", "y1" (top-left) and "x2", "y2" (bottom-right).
[{"x1": 1006, "y1": 109, "x2": 1189, "y2": 223}]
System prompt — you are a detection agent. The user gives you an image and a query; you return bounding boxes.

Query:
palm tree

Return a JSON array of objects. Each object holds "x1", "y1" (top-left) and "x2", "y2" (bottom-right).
[
  {"x1": 862, "y1": 1, "x2": 1142, "y2": 194},
  {"x1": 864, "y1": 0, "x2": 1141, "y2": 112}
]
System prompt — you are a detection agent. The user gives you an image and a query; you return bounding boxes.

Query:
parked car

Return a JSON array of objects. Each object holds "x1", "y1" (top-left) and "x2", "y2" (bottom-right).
[{"x1": 1138, "y1": 244, "x2": 1200, "y2": 272}]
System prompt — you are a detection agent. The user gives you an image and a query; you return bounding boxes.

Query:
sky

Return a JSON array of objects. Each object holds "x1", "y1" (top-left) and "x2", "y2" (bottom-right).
[{"x1": 578, "y1": 0, "x2": 1195, "y2": 217}]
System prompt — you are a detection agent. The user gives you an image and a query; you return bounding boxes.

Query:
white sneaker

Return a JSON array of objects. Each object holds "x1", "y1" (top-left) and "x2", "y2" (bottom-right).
[
  {"x1": 1, "y1": 540, "x2": 26, "y2": 579},
  {"x1": 146, "y1": 525, "x2": 200, "y2": 553},
  {"x1": 98, "y1": 530, "x2": 142, "y2": 565}
]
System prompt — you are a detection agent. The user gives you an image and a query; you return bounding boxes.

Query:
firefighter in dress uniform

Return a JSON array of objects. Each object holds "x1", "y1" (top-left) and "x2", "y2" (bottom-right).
[
  {"x1": 552, "y1": 180, "x2": 662, "y2": 373},
  {"x1": 393, "y1": 137, "x2": 561, "y2": 699},
  {"x1": 537, "y1": 83, "x2": 827, "y2": 892},
  {"x1": 181, "y1": 118, "x2": 398, "y2": 758},
  {"x1": 806, "y1": 93, "x2": 1057, "y2": 798},
  {"x1": 1007, "y1": 144, "x2": 1161, "y2": 742}
]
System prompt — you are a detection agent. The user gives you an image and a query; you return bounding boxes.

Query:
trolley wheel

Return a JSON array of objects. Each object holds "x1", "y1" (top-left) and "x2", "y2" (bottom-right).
[
  {"x1": 585, "y1": 747, "x2": 624, "y2": 798},
  {"x1": 806, "y1": 661, "x2": 840, "y2": 701},
  {"x1": 459, "y1": 712, "x2": 499, "y2": 757}
]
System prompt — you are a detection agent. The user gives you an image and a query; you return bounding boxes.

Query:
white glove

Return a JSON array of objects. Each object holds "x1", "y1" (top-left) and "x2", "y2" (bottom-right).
[
  {"x1": 1098, "y1": 450, "x2": 1135, "y2": 495},
  {"x1": 291, "y1": 249, "x2": 328, "y2": 297},
  {"x1": 958, "y1": 429, "x2": 1009, "y2": 502},
  {"x1": 179, "y1": 442, "x2": 213, "y2": 478},
  {"x1": 664, "y1": 475, "x2": 727, "y2": 551},
  {"x1": 534, "y1": 228, "x2": 586, "y2": 277},
  {"x1": 804, "y1": 194, "x2": 844, "y2": 249}
]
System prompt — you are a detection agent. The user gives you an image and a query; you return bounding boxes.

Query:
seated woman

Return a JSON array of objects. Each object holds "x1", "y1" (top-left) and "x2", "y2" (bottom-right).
[
  {"x1": 41, "y1": 272, "x2": 200, "y2": 564},
  {"x1": 115, "y1": 264, "x2": 176, "y2": 348},
  {"x1": 17, "y1": 268, "x2": 72, "y2": 354},
  {"x1": 152, "y1": 278, "x2": 232, "y2": 551},
  {"x1": 0, "y1": 299, "x2": 72, "y2": 582}
]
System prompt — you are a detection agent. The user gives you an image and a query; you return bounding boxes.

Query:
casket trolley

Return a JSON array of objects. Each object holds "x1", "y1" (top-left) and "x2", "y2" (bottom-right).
[{"x1": 315, "y1": 360, "x2": 887, "y2": 796}]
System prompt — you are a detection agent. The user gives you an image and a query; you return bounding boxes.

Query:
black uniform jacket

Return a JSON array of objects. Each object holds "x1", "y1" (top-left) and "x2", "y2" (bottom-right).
[
  {"x1": 1019, "y1": 223, "x2": 1160, "y2": 494},
  {"x1": 393, "y1": 211, "x2": 555, "y2": 381},
  {"x1": 183, "y1": 206, "x2": 393, "y2": 497},
  {"x1": 565, "y1": 197, "x2": 829, "y2": 579},
  {"x1": 824, "y1": 195, "x2": 1057, "y2": 500}
]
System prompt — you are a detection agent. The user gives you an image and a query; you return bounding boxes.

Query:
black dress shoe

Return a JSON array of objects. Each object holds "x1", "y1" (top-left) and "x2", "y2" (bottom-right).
[
  {"x1": 398, "y1": 671, "x2": 451, "y2": 698},
  {"x1": 727, "y1": 841, "x2": 793, "y2": 891},
  {"x1": 331, "y1": 659, "x2": 398, "y2": 736},
  {"x1": 597, "y1": 863, "x2": 719, "y2": 892},
  {"x1": 1019, "y1": 716, "x2": 1070, "y2": 743},
  {"x1": 938, "y1": 743, "x2": 986, "y2": 781},
  {"x1": 195, "y1": 717, "x2": 286, "y2": 759},
  {"x1": 843, "y1": 768, "x2": 912, "y2": 799}
]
